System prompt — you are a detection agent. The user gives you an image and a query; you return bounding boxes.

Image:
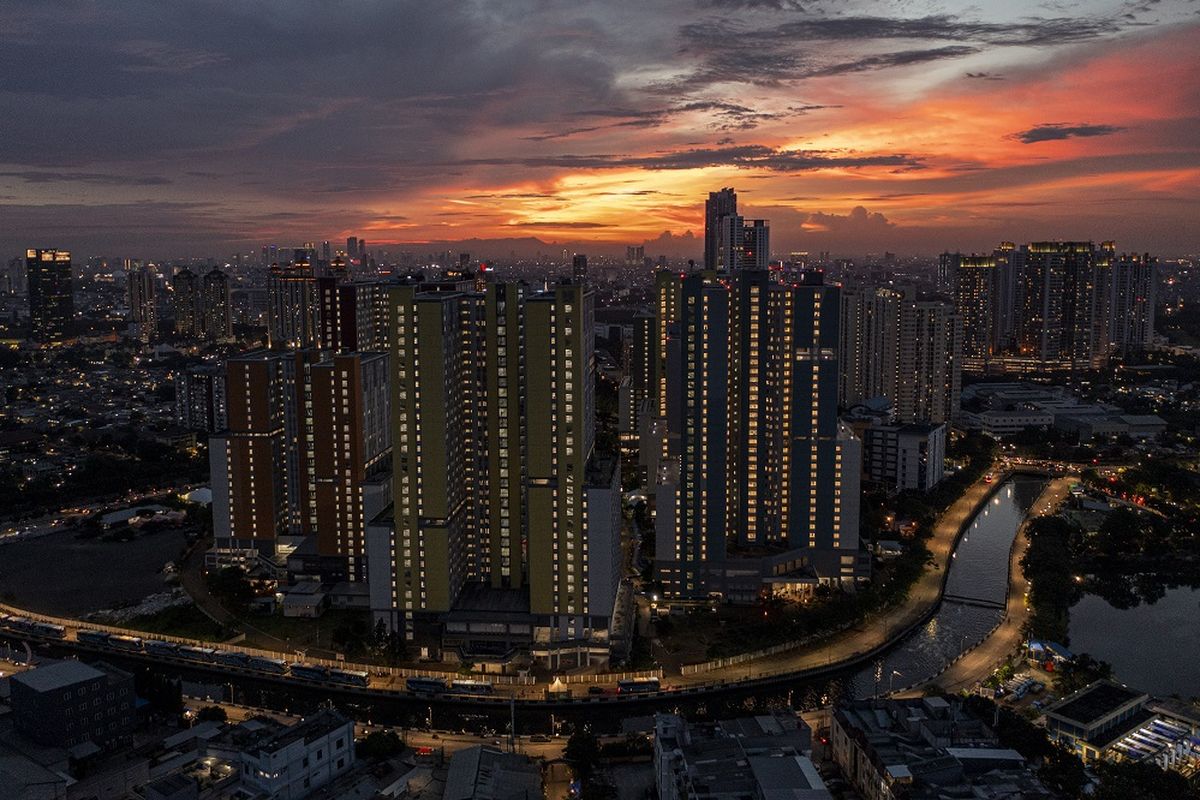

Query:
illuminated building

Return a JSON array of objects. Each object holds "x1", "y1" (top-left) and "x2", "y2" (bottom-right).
[
  {"x1": 1108, "y1": 252, "x2": 1157, "y2": 360},
  {"x1": 655, "y1": 267, "x2": 865, "y2": 601},
  {"x1": 201, "y1": 268, "x2": 232, "y2": 340},
  {"x1": 654, "y1": 269, "x2": 683, "y2": 419},
  {"x1": 267, "y1": 261, "x2": 319, "y2": 348},
  {"x1": 952, "y1": 255, "x2": 998, "y2": 373},
  {"x1": 839, "y1": 287, "x2": 960, "y2": 424},
  {"x1": 572, "y1": 253, "x2": 588, "y2": 284},
  {"x1": 209, "y1": 350, "x2": 390, "y2": 582},
  {"x1": 950, "y1": 241, "x2": 1153, "y2": 374},
  {"x1": 172, "y1": 267, "x2": 231, "y2": 341},
  {"x1": 1016, "y1": 241, "x2": 1104, "y2": 372},
  {"x1": 126, "y1": 266, "x2": 156, "y2": 343},
  {"x1": 703, "y1": 187, "x2": 738, "y2": 271},
  {"x1": 656, "y1": 271, "x2": 729, "y2": 599},
  {"x1": 373, "y1": 279, "x2": 621, "y2": 665},
  {"x1": 172, "y1": 267, "x2": 200, "y2": 336},
  {"x1": 26, "y1": 248, "x2": 74, "y2": 343},
  {"x1": 175, "y1": 363, "x2": 227, "y2": 433},
  {"x1": 316, "y1": 276, "x2": 390, "y2": 352}
]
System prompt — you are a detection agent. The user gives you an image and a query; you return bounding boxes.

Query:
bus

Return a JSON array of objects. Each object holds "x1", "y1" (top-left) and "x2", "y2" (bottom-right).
[
  {"x1": 248, "y1": 656, "x2": 289, "y2": 674},
  {"x1": 329, "y1": 669, "x2": 370, "y2": 687},
  {"x1": 617, "y1": 678, "x2": 660, "y2": 694},
  {"x1": 290, "y1": 663, "x2": 329, "y2": 682},
  {"x1": 108, "y1": 635, "x2": 144, "y2": 652},
  {"x1": 406, "y1": 676, "x2": 448, "y2": 694},
  {"x1": 449, "y1": 679, "x2": 494, "y2": 696},
  {"x1": 77, "y1": 629, "x2": 111, "y2": 646},
  {"x1": 178, "y1": 645, "x2": 217, "y2": 662},
  {"x1": 215, "y1": 651, "x2": 250, "y2": 668},
  {"x1": 145, "y1": 640, "x2": 179, "y2": 657},
  {"x1": 29, "y1": 622, "x2": 66, "y2": 639}
]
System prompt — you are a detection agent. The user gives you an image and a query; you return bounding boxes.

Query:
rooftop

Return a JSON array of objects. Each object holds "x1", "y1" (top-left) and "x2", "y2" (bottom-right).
[
  {"x1": 444, "y1": 745, "x2": 542, "y2": 800},
  {"x1": 217, "y1": 708, "x2": 351, "y2": 756},
  {"x1": 12, "y1": 660, "x2": 104, "y2": 693},
  {"x1": 1046, "y1": 681, "x2": 1147, "y2": 727}
]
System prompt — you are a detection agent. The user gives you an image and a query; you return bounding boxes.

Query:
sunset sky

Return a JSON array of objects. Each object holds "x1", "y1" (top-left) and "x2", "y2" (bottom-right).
[{"x1": 2, "y1": 0, "x2": 1198, "y2": 258}]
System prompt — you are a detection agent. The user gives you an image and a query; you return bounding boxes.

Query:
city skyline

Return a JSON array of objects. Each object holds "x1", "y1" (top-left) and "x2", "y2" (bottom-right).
[{"x1": 2, "y1": 1, "x2": 1199, "y2": 258}]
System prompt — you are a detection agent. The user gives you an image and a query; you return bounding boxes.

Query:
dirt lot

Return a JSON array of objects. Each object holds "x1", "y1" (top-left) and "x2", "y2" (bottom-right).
[{"x1": 0, "y1": 526, "x2": 188, "y2": 617}]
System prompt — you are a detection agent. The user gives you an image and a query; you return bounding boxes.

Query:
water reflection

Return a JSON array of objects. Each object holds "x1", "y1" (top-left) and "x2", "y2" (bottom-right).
[{"x1": 849, "y1": 477, "x2": 1045, "y2": 696}]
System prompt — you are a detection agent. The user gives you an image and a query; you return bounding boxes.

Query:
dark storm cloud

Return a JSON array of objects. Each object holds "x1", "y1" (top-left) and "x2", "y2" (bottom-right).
[
  {"x1": 446, "y1": 145, "x2": 922, "y2": 172},
  {"x1": 804, "y1": 46, "x2": 981, "y2": 78},
  {"x1": 1011, "y1": 123, "x2": 1127, "y2": 143},
  {"x1": 663, "y1": 13, "x2": 1120, "y2": 92},
  {"x1": 0, "y1": 171, "x2": 172, "y2": 186},
  {"x1": 0, "y1": 1, "x2": 626, "y2": 174},
  {"x1": 524, "y1": 98, "x2": 834, "y2": 140}
]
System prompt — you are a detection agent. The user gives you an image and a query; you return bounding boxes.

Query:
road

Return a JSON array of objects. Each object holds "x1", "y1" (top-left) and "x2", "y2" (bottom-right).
[
  {"x1": 669, "y1": 465, "x2": 1007, "y2": 686},
  {"x1": 1, "y1": 483, "x2": 203, "y2": 545},
  {"x1": 196, "y1": 695, "x2": 569, "y2": 759},
  {"x1": 913, "y1": 475, "x2": 1075, "y2": 695},
  {"x1": 4, "y1": 462, "x2": 1045, "y2": 702}
]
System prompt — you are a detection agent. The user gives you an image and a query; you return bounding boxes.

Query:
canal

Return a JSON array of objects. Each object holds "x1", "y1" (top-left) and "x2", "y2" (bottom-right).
[
  {"x1": 4, "y1": 476, "x2": 1053, "y2": 735},
  {"x1": 848, "y1": 475, "x2": 1046, "y2": 697}
]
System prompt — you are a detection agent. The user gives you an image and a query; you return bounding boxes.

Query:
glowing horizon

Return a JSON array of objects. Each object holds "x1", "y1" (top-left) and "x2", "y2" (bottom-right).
[{"x1": 1, "y1": 1, "x2": 1198, "y2": 257}]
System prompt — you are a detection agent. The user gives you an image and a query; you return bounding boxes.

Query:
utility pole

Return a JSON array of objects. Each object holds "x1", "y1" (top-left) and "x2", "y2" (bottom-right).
[{"x1": 509, "y1": 697, "x2": 517, "y2": 753}]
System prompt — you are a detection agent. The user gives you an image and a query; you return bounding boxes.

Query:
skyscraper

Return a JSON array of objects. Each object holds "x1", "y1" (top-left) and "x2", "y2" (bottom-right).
[
  {"x1": 172, "y1": 268, "x2": 200, "y2": 337},
  {"x1": 175, "y1": 364, "x2": 228, "y2": 433},
  {"x1": 126, "y1": 267, "x2": 156, "y2": 343},
  {"x1": 374, "y1": 279, "x2": 620, "y2": 663},
  {"x1": 655, "y1": 271, "x2": 729, "y2": 599},
  {"x1": 201, "y1": 268, "x2": 232, "y2": 341},
  {"x1": 839, "y1": 286, "x2": 960, "y2": 424},
  {"x1": 655, "y1": 265, "x2": 865, "y2": 600},
  {"x1": 703, "y1": 187, "x2": 738, "y2": 271},
  {"x1": 1017, "y1": 241, "x2": 1103, "y2": 372},
  {"x1": 210, "y1": 350, "x2": 390, "y2": 581},
  {"x1": 346, "y1": 236, "x2": 359, "y2": 260},
  {"x1": 572, "y1": 253, "x2": 588, "y2": 284},
  {"x1": 1108, "y1": 252, "x2": 1157, "y2": 359},
  {"x1": 740, "y1": 219, "x2": 770, "y2": 271},
  {"x1": 267, "y1": 262, "x2": 320, "y2": 349},
  {"x1": 654, "y1": 269, "x2": 682, "y2": 420},
  {"x1": 26, "y1": 248, "x2": 74, "y2": 343},
  {"x1": 953, "y1": 255, "x2": 997, "y2": 373}
]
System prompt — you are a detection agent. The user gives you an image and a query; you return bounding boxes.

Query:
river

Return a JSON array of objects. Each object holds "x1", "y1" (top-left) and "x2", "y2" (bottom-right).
[
  {"x1": 1069, "y1": 586, "x2": 1200, "y2": 698},
  {"x1": 848, "y1": 476, "x2": 1046, "y2": 697}
]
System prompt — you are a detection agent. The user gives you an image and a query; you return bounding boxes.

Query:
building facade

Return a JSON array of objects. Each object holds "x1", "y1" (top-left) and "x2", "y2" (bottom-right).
[
  {"x1": 26, "y1": 248, "x2": 74, "y2": 343},
  {"x1": 209, "y1": 349, "x2": 390, "y2": 581},
  {"x1": 372, "y1": 278, "x2": 622, "y2": 664},
  {"x1": 11, "y1": 661, "x2": 136, "y2": 751},
  {"x1": 654, "y1": 268, "x2": 866, "y2": 601},
  {"x1": 839, "y1": 286, "x2": 961, "y2": 424},
  {"x1": 127, "y1": 267, "x2": 157, "y2": 343}
]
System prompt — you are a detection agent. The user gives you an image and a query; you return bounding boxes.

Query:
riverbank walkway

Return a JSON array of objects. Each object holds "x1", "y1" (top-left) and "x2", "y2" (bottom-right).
[
  {"x1": 659, "y1": 465, "x2": 1007, "y2": 687},
  {"x1": 915, "y1": 475, "x2": 1075, "y2": 695}
]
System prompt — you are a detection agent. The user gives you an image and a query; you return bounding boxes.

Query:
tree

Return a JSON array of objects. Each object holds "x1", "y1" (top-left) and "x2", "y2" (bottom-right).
[
  {"x1": 564, "y1": 727, "x2": 602, "y2": 781},
  {"x1": 1054, "y1": 653, "x2": 1113, "y2": 696},
  {"x1": 359, "y1": 730, "x2": 404, "y2": 760},
  {"x1": 206, "y1": 566, "x2": 255, "y2": 611},
  {"x1": 1038, "y1": 745, "x2": 1088, "y2": 798},
  {"x1": 1092, "y1": 759, "x2": 1196, "y2": 800},
  {"x1": 196, "y1": 705, "x2": 227, "y2": 722}
]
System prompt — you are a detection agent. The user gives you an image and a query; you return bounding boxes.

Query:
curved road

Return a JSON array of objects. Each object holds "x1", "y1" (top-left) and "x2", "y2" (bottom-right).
[{"x1": 2, "y1": 465, "x2": 1021, "y2": 702}]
